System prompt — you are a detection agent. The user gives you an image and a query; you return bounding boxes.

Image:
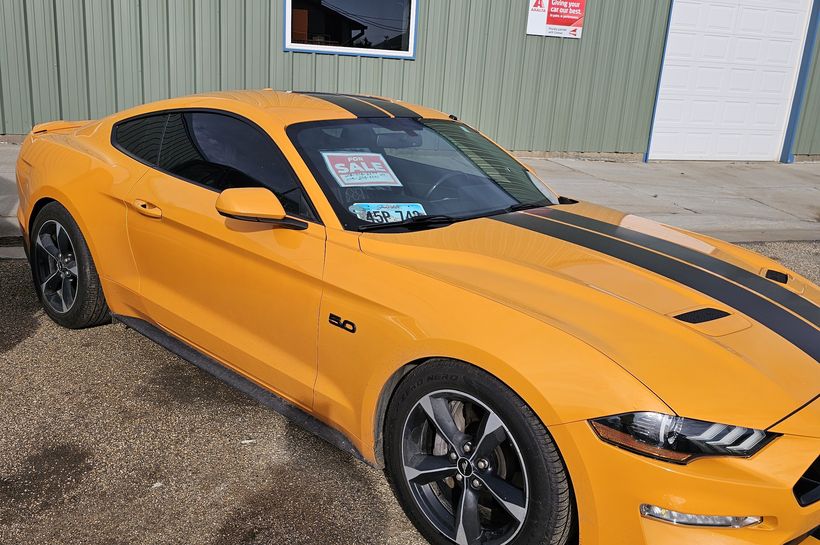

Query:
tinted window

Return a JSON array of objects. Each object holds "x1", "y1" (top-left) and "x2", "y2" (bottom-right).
[
  {"x1": 114, "y1": 114, "x2": 167, "y2": 165},
  {"x1": 158, "y1": 112, "x2": 316, "y2": 221}
]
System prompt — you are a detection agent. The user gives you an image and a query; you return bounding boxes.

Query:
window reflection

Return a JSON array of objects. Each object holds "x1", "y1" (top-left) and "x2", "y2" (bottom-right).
[{"x1": 290, "y1": 0, "x2": 414, "y2": 56}]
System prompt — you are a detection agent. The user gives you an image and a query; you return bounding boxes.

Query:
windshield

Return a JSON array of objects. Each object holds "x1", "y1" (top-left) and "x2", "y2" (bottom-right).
[{"x1": 287, "y1": 118, "x2": 558, "y2": 231}]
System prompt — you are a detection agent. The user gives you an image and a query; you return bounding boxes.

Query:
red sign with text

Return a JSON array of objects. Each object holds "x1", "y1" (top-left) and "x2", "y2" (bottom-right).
[
  {"x1": 527, "y1": 0, "x2": 586, "y2": 39},
  {"x1": 320, "y1": 152, "x2": 403, "y2": 187}
]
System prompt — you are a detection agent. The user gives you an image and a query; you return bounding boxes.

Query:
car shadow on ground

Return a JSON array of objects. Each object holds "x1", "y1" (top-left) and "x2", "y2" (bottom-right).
[
  {"x1": 214, "y1": 424, "x2": 391, "y2": 545},
  {"x1": 0, "y1": 260, "x2": 41, "y2": 354},
  {"x1": 137, "y1": 358, "x2": 259, "y2": 408},
  {"x1": 0, "y1": 259, "x2": 423, "y2": 545}
]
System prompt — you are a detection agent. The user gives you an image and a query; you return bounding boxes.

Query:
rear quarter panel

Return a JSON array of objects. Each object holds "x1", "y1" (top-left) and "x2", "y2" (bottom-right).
[{"x1": 17, "y1": 120, "x2": 147, "y2": 316}]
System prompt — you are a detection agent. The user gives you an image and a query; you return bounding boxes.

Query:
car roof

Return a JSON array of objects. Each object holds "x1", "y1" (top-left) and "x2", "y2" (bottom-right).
[{"x1": 110, "y1": 89, "x2": 450, "y2": 127}]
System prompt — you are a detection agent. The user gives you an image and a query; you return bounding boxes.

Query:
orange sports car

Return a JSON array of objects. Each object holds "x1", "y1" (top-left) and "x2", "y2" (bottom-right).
[{"x1": 14, "y1": 90, "x2": 820, "y2": 545}]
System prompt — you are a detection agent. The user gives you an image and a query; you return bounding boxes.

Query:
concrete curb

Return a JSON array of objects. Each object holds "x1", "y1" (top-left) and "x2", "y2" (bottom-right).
[
  {"x1": 513, "y1": 151, "x2": 643, "y2": 162},
  {"x1": 0, "y1": 247, "x2": 25, "y2": 260}
]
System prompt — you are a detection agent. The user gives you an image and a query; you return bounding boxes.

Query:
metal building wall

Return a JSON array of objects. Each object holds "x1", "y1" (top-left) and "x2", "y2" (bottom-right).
[
  {"x1": 0, "y1": 0, "x2": 670, "y2": 153},
  {"x1": 794, "y1": 18, "x2": 820, "y2": 156}
]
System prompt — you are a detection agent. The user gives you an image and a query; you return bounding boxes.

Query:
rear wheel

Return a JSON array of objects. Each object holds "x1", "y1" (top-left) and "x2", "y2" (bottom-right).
[
  {"x1": 384, "y1": 360, "x2": 574, "y2": 545},
  {"x1": 30, "y1": 202, "x2": 110, "y2": 328}
]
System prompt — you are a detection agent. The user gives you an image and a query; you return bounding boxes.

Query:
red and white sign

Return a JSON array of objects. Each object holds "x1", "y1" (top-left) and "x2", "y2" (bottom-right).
[
  {"x1": 321, "y1": 152, "x2": 403, "y2": 187},
  {"x1": 527, "y1": 0, "x2": 585, "y2": 39}
]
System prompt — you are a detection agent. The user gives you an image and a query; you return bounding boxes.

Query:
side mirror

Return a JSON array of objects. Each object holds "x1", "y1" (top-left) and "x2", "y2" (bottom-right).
[{"x1": 215, "y1": 188, "x2": 307, "y2": 230}]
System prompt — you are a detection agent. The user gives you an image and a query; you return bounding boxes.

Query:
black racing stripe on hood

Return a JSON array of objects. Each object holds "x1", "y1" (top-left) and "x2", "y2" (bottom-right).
[
  {"x1": 299, "y1": 92, "x2": 390, "y2": 118},
  {"x1": 534, "y1": 208, "x2": 820, "y2": 328},
  {"x1": 347, "y1": 95, "x2": 421, "y2": 118},
  {"x1": 493, "y1": 212, "x2": 820, "y2": 362}
]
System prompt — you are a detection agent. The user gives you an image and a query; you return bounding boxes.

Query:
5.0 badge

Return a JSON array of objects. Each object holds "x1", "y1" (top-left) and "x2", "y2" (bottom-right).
[{"x1": 329, "y1": 313, "x2": 356, "y2": 334}]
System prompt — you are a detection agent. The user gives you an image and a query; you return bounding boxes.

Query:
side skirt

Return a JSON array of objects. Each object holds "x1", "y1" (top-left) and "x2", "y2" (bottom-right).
[{"x1": 114, "y1": 314, "x2": 371, "y2": 466}]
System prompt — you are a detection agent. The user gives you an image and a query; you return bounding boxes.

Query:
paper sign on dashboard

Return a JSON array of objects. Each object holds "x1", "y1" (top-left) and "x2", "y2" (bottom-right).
[{"x1": 321, "y1": 152, "x2": 403, "y2": 187}]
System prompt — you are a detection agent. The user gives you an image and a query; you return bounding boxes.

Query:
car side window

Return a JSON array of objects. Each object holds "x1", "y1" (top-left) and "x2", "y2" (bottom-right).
[
  {"x1": 113, "y1": 114, "x2": 168, "y2": 165},
  {"x1": 158, "y1": 112, "x2": 317, "y2": 221}
]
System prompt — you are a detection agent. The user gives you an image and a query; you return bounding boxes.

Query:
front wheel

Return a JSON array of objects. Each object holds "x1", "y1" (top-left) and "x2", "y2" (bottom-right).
[{"x1": 384, "y1": 360, "x2": 574, "y2": 545}]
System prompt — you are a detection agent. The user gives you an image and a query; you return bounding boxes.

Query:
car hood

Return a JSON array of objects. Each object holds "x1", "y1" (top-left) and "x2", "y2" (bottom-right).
[{"x1": 359, "y1": 202, "x2": 820, "y2": 431}]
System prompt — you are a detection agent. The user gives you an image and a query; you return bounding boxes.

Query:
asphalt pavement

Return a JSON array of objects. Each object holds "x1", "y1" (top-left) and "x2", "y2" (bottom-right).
[{"x1": 1, "y1": 241, "x2": 818, "y2": 545}]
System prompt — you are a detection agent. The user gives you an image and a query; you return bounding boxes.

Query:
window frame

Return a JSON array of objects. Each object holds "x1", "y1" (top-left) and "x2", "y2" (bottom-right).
[
  {"x1": 111, "y1": 108, "x2": 322, "y2": 225},
  {"x1": 283, "y1": 0, "x2": 418, "y2": 60}
]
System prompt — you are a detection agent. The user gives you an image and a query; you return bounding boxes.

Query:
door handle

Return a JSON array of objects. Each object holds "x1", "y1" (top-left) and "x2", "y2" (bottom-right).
[{"x1": 133, "y1": 199, "x2": 162, "y2": 219}]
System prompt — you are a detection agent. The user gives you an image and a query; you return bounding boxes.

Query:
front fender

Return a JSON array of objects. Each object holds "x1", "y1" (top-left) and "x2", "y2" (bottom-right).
[{"x1": 314, "y1": 232, "x2": 670, "y2": 465}]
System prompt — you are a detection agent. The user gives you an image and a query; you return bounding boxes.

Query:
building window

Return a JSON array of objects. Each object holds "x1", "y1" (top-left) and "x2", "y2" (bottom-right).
[{"x1": 285, "y1": 0, "x2": 417, "y2": 59}]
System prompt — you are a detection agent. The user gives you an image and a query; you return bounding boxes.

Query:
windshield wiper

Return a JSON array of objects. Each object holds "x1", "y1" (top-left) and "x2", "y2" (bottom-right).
[
  {"x1": 488, "y1": 200, "x2": 552, "y2": 216},
  {"x1": 358, "y1": 214, "x2": 457, "y2": 232}
]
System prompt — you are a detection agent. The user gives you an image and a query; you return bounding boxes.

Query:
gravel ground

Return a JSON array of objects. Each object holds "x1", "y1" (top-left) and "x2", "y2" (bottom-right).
[
  {"x1": 737, "y1": 241, "x2": 820, "y2": 285},
  {"x1": 0, "y1": 260, "x2": 425, "y2": 545},
  {"x1": 0, "y1": 241, "x2": 817, "y2": 545}
]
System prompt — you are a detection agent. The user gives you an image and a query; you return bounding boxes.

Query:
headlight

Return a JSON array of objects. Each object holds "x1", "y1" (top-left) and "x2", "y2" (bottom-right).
[
  {"x1": 639, "y1": 504, "x2": 762, "y2": 528},
  {"x1": 589, "y1": 412, "x2": 778, "y2": 464}
]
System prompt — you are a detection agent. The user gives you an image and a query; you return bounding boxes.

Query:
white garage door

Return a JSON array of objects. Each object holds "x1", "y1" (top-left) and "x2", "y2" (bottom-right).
[{"x1": 649, "y1": 0, "x2": 813, "y2": 161}]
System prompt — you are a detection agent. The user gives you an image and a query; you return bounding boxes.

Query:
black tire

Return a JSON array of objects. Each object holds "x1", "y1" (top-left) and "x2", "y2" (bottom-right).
[
  {"x1": 384, "y1": 360, "x2": 574, "y2": 545},
  {"x1": 30, "y1": 202, "x2": 110, "y2": 329}
]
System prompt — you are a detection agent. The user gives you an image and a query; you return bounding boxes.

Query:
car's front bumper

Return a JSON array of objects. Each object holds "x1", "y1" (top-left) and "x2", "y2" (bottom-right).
[{"x1": 550, "y1": 419, "x2": 820, "y2": 545}]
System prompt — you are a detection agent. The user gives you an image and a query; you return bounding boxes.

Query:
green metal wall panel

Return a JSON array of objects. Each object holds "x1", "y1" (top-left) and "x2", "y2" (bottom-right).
[
  {"x1": 220, "y1": 0, "x2": 245, "y2": 89},
  {"x1": 794, "y1": 22, "x2": 820, "y2": 155},
  {"x1": 0, "y1": 62, "x2": 3, "y2": 133},
  {"x1": 26, "y1": 0, "x2": 60, "y2": 124},
  {"x1": 169, "y1": 0, "x2": 196, "y2": 97},
  {"x1": 194, "y1": 0, "x2": 221, "y2": 93},
  {"x1": 141, "y1": 0, "x2": 170, "y2": 102},
  {"x1": 0, "y1": 0, "x2": 671, "y2": 154},
  {"x1": 112, "y1": 0, "x2": 143, "y2": 110},
  {"x1": 1, "y1": 0, "x2": 32, "y2": 133},
  {"x1": 56, "y1": 0, "x2": 90, "y2": 120},
  {"x1": 246, "y1": 0, "x2": 271, "y2": 89},
  {"x1": 86, "y1": 0, "x2": 117, "y2": 118}
]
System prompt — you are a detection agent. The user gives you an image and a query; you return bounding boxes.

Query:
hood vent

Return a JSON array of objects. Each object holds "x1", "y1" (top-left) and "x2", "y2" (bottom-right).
[
  {"x1": 674, "y1": 308, "x2": 730, "y2": 324},
  {"x1": 765, "y1": 269, "x2": 789, "y2": 284}
]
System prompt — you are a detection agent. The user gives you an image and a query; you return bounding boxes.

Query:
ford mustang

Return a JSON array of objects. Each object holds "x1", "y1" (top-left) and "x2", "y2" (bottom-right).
[{"x1": 14, "y1": 90, "x2": 820, "y2": 545}]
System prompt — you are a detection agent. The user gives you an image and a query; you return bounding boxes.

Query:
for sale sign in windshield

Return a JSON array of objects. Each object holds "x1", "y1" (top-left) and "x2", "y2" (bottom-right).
[
  {"x1": 527, "y1": 0, "x2": 585, "y2": 39},
  {"x1": 321, "y1": 152, "x2": 403, "y2": 187}
]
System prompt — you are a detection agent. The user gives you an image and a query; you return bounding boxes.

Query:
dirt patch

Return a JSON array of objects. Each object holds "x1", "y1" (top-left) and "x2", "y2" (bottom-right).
[{"x1": 0, "y1": 444, "x2": 93, "y2": 525}]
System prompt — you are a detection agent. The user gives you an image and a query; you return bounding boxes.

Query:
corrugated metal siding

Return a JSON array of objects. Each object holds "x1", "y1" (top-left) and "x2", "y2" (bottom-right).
[
  {"x1": 0, "y1": 0, "x2": 670, "y2": 153},
  {"x1": 0, "y1": 0, "x2": 32, "y2": 132},
  {"x1": 794, "y1": 22, "x2": 820, "y2": 155}
]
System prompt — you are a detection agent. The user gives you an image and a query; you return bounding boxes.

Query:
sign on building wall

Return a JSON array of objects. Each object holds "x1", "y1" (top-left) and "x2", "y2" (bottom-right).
[{"x1": 526, "y1": 0, "x2": 586, "y2": 39}]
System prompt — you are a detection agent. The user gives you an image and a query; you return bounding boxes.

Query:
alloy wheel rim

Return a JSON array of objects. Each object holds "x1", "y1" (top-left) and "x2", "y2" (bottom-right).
[
  {"x1": 401, "y1": 389, "x2": 529, "y2": 545},
  {"x1": 34, "y1": 220, "x2": 79, "y2": 314}
]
